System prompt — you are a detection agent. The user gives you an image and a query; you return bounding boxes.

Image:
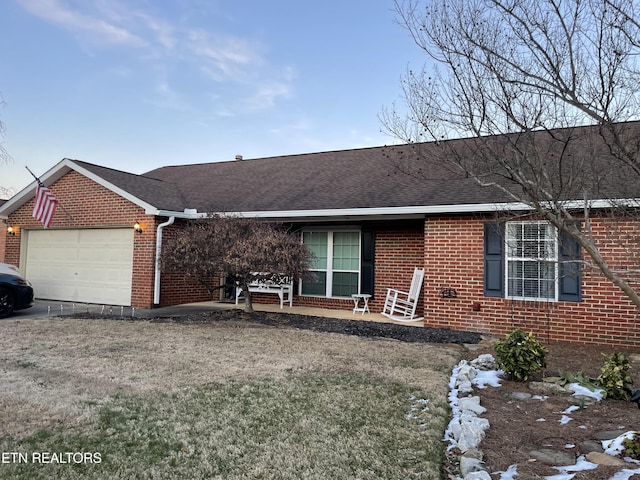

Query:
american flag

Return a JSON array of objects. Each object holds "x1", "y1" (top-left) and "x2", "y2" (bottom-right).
[{"x1": 32, "y1": 183, "x2": 58, "y2": 228}]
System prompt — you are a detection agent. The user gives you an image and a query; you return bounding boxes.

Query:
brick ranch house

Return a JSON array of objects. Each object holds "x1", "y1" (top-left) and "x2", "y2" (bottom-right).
[{"x1": 1, "y1": 125, "x2": 640, "y2": 347}]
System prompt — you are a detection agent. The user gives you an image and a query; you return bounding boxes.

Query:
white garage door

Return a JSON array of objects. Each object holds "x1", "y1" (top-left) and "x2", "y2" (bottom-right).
[{"x1": 25, "y1": 229, "x2": 134, "y2": 306}]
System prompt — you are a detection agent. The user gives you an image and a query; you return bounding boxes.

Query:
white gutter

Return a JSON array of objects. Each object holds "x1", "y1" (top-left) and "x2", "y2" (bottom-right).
[
  {"x1": 154, "y1": 209, "x2": 207, "y2": 219},
  {"x1": 154, "y1": 216, "x2": 175, "y2": 306},
  {"x1": 215, "y1": 198, "x2": 640, "y2": 220}
]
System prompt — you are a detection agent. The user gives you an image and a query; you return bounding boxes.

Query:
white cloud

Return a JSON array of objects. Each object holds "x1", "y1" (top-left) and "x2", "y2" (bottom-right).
[
  {"x1": 17, "y1": 0, "x2": 147, "y2": 47},
  {"x1": 17, "y1": 0, "x2": 297, "y2": 113},
  {"x1": 244, "y1": 81, "x2": 292, "y2": 110},
  {"x1": 187, "y1": 29, "x2": 264, "y2": 81}
]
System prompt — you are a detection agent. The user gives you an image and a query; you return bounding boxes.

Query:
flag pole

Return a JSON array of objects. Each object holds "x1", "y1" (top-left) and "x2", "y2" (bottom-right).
[
  {"x1": 25, "y1": 166, "x2": 75, "y2": 222},
  {"x1": 24, "y1": 165, "x2": 42, "y2": 185}
]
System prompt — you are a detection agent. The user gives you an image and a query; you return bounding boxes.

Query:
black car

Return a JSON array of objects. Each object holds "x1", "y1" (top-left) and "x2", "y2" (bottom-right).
[{"x1": 0, "y1": 263, "x2": 34, "y2": 318}]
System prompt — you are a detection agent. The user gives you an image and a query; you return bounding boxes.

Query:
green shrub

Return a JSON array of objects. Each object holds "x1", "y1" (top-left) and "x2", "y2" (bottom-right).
[
  {"x1": 596, "y1": 352, "x2": 634, "y2": 401},
  {"x1": 494, "y1": 329, "x2": 547, "y2": 382},
  {"x1": 622, "y1": 433, "x2": 640, "y2": 460}
]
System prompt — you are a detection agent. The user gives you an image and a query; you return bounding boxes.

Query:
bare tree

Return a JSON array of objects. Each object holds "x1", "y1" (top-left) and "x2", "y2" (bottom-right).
[
  {"x1": 383, "y1": 0, "x2": 640, "y2": 308},
  {"x1": 0, "y1": 93, "x2": 13, "y2": 199},
  {"x1": 0, "y1": 94, "x2": 10, "y2": 167},
  {"x1": 161, "y1": 215, "x2": 312, "y2": 312}
]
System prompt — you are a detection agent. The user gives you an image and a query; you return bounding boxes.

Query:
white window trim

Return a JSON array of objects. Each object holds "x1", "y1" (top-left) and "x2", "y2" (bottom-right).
[
  {"x1": 301, "y1": 229, "x2": 361, "y2": 298},
  {"x1": 505, "y1": 220, "x2": 559, "y2": 302}
]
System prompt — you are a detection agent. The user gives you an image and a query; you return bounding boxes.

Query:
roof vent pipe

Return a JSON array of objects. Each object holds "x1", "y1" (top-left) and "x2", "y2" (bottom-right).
[{"x1": 235, "y1": 154, "x2": 243, "y2": 161}]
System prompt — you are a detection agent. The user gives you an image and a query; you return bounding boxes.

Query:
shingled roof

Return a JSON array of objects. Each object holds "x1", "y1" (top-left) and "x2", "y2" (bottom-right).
[
  {"x1": 73, "y1": 161, "x2": 188, "y2": 212},
  {"x1": 142, "y1": 121, "x2": 640, "y2": 215},
  {"x1": 2, "y1": 122, "x2": 638, "y2": 220},
  {"x1": 142, "y1": 143, "x2": 513, "y2": 214}
]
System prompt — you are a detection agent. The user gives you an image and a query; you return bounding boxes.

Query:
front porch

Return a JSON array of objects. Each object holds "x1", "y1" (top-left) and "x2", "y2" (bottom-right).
[
  {"x1": 25, "y1": 298, "x2": 424, "y2": 327},
  {"x1": 242, "y1": 302, "x2": 424, "y2": 327}
]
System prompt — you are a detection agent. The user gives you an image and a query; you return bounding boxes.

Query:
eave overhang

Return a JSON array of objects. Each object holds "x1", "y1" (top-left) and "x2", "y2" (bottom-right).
[
  {"x1": 213, "y1": 198, "x2": 639, "y2": 222},
  {"x1": 0, "y1": 159, "x2": 200, "y2": 220}
]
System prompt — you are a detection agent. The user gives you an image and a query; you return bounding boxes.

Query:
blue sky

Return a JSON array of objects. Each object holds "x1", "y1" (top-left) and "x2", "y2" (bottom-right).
[{"x1": 0, "y1": 0, "x2": 424, "y2": 196}]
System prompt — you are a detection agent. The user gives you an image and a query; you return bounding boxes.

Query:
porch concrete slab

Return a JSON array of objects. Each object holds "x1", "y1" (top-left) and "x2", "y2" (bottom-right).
[
  {"x1": 235, "y1": 302, "x2": 425, "y2": 328},
  {"x1": 18, "y1": 299, "x2": 424, "y2": 328}
]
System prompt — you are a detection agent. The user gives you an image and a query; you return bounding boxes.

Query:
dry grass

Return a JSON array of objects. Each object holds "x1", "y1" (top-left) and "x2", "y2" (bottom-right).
[{"x1": 0, "y1": 317, "x2": 462, "y2": 479}]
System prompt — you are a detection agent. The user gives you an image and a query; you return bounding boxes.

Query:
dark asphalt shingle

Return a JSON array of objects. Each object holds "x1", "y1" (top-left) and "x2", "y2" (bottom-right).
[{"x1": 75, "y1": 122, "x2": 640, "y2": 214}]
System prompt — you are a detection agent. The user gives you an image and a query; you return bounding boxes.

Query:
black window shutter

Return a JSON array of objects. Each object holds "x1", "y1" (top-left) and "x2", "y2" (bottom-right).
[
  {"x1": 361, "y1": 230, "x2": 375, "y2": 295},
  {"x1": 558, "y1": 227, "x2": 582, "y2": 302},
  {"x1": 484, "y1": 222, "x2": 505, "y2": 297}
]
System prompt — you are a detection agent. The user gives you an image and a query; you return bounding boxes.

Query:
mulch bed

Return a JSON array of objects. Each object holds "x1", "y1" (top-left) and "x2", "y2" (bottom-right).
[{"x1": 147, "y1": 308, "x2": 485, "y2": 344}]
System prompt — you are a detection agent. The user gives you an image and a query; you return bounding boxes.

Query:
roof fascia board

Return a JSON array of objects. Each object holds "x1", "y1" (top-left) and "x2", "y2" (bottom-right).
[
  {"x1": 217, "y1": 203, "x2": 531, "y2": 219},
  {"x1": 0, "y1": 159, "x2": 168, "y2": 218},
  {"x1": 66, "y1": 160, "x2": 163, "y2": 214},
  {"x1": 156, "y1": 210, "x2": 204, "y2": 219},
  {"x1": 0, "y1": 160, "x2": 72, "y2": 218},
  {"x1": 215, "y1": 198, "x2": 639, "y2": 220}
]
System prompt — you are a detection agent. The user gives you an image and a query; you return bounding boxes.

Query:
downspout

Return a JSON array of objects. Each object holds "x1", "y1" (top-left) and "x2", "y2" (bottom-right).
[{"x1": 154, "y1": 216, "x2": 175, "y2": 306}]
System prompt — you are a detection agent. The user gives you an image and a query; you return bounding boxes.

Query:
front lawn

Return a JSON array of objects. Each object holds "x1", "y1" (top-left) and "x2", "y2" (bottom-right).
[{"x1": 0, "y1": 317, "x2": 461, "y2": 479}]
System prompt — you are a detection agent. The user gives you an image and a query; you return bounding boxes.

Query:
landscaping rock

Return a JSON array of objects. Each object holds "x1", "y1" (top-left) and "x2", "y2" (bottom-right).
[
  {"x1": 458, "y1": 364, "x2": 477, "y2": 380},
  {"x1": 528, "y1": 448, "x2": 575, "y2": 466},
  {"x1": 529, "y1": 381, "x2": 569, "y2": 395},
  {"x1": 459, "y1": 456, "x2": 487, "y2": 476},
  {"x1": 459, "y1": 396, "x2": 487, "y2": 415},
  {"x1": 456, "y1": 364, "x2": 477, "y2": 395},
  {"x1": 579, "y1": 439, "x2": 604, "y2": 454},
  {"x1": 586, "y1": 451, "x2": 629, "y2": 467},
  {"x1": 464, "y1": 471, "x2": 492, "y2": 480},
  {"x1": 509, "y1": 391, "x2": 532, "y2": 400},
  {"x1": 457, "y1": 379, "x2": 474, "y2": 396},
  {"x1": 455, "y1": 413, "x2": 490, "y2": 452},
  {"x1": 461, "y1": 448, "x2": 484, "y2": 461},
  {"x1": 594, "y1": 430, "x2": 628, "y2": 441},
  {"x1": 470, "y1": 353, "x2": 496, "y2": 370}
]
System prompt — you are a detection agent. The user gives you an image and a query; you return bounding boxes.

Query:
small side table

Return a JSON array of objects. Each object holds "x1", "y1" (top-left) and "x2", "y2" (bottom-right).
[{"x1": 351, "y1": 294, "x2": 371, "y2": 315}]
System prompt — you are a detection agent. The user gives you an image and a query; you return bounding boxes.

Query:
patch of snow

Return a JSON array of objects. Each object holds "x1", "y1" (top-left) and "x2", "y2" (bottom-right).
[
  {"x1": 472, "y1": 369, "x2": 503, "y2": 389},
  {"x1": 407, "y1": 396, "x2": 430, "y2": 420},
  {"x1": 562, "y1": 405, "x2": 580, "y2": 414},
  {"x1": 537, "y1": 418, "x2": 546, "y2": 422},
  {"x1": 567, "y1": 383, "x2": 603, "y2": 401},
  {"x1": 559, "y1": 415, "x2": 573, "y2": 424},
  {"x1": 564, "y1": 444, "x2": 575, "y2": 449},
  {"x1": 495, "y1": 464, "x2": 518, "y2": 479},
  {"x1": 602, "y1": 431, "x2": 637, "y2": 457},
  {"x1": 545, "y1": 455, "x2": 598, "y2": 480},
  {"x1": 609, "y1": 468, "x2": 640, "y2": 480}
]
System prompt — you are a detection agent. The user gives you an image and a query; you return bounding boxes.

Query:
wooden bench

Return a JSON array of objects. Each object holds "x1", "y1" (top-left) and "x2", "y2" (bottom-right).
[{"x1": 235, "y1": 275, "x2": 294, "y2": 309}]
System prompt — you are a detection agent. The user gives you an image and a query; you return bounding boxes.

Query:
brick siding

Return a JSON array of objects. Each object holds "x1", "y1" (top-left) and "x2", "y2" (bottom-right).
[
  {"x1": 4, "y1": 172, "x2": 157, "y2": 307},
  {"x1": 423, "y1": 215, "x2": 640, "y2": 348},
  {"x1": 0, "y1": 221, "x2": 5, "y2": 263}
]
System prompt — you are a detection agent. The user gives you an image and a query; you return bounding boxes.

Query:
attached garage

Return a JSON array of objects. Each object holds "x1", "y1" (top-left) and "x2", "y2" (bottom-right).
[{"x1": 24, "y1": 228, "x2": 134, "y2": 306}]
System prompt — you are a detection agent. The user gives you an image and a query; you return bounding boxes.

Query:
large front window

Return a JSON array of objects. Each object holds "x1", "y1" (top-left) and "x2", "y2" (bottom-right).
[
  {"x1": 302, "y1": 231, "x2": 360, "y2": 297},
  {"x1": 506, "y1": 221, "x2": 557, "y2": 300}
]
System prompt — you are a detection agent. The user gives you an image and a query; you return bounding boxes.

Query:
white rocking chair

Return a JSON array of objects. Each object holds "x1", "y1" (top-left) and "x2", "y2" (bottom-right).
[{"x1": 381, "y1": 267, "x2": 425, "y2": 322}]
